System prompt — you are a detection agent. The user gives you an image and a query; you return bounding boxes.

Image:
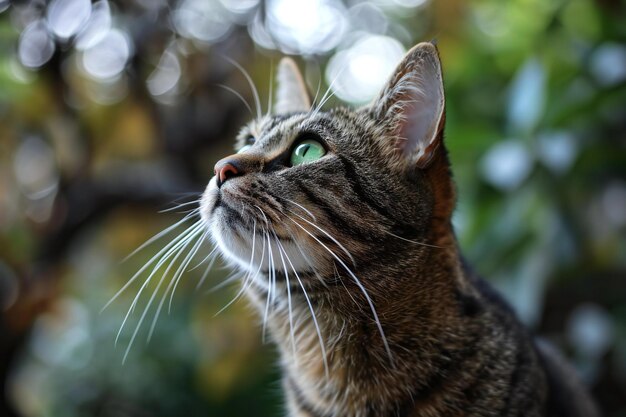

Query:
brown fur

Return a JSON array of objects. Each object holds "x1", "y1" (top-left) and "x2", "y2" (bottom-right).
[{"x1": 200, "y1": 43, "x2": 599, "y2": 417}]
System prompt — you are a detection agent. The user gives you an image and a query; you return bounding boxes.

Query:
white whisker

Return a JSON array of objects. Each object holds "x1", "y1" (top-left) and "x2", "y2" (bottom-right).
[
  {"x1": 104, "y1": 220, "x2": 204, "y2": 314},
  {"x1": 266, "y1": 60, "x2": 274, "y2": 118},
  {"x1": 195, "y1": 256, "x2": 218, "y2": 291},
  {"x1": 310, "y1": 66, "x2": 323, "y2": 112},
  {"x1": 189, "y1": 245, "x2": 219, "y2": 272},
  {"x1": 262, "y1": 231, "x2": 274, "y2": 343},
  {"x1": 203, "y1": 267, "x2": 243, "y2": 294},
  {"x1": 281, "y1": 226, "x2": 328, "y2": 289},
  {"x1": 333, "y1": 261, "x2": 360, "y2": 310},
  {"x1": 275, "y1": 233, "x2": 329, "y2": 377},
  {"x1": 145, "y1": 226, "x2": 207, "y2": 339},
  {"x1": 121, "y1": 210, "x2": 199, "y2": 264},
  {"x1": 311, "y1": 66, "x2": 346, "y2": 117},
  {"x1": 120, "y1": 226, "x2": 204, "y2": 362},
  {"x1": 217, "y1": 84, "x2": 254, "y2": 117},
  {"x1": 158, "y1": 200, "x2": 201, "y2": 214},
  {"x1": 214, "y1": 223, "x2": 266, "y2": 316},
  {"x1": 287, "y1": 216, "x2": 394, "y2": 366},
  {"x1": 145, "y1": 238, "x2": 196, "y2": 343},
  {"x1": 224, "y1": 56, "x2": 262, "y2": 121},
  {"x1": 122, "y1": 245, "x2": 187, "y2": 363},
  {"x1": 115, "y1": 224, "x2": 204, "y2": 344},
  {"x1": 167, "y1": 229, "x2": 210, "y2": 313},
  {"x1": 382, "y1": 229, "x2": 444, "y2": 249},
  {"x1": 273, "y1": 232, "x2": 297, "y2": 360},
  {"x1": 274, "y1": 195, "x2": 317, "y2": 221},
  {"x1": 285, "y1": 207, "x2": 355, "y2": 266}
]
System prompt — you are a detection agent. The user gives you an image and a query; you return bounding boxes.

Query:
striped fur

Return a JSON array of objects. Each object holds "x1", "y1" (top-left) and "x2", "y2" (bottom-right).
[{"x1": 199, "y1": 43, "x2": 598, "y2": 416}]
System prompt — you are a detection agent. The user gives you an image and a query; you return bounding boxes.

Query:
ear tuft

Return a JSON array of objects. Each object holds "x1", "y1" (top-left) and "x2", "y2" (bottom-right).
[
  {"x1": 274, "y1": 58, "x2": 311, "y2": 114},
  {"x1": 371, "y1": 42, "x2": 445, "y2": 168}
]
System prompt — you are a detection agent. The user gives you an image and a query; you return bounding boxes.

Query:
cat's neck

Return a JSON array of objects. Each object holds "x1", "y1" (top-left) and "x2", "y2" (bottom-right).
[{"x1": 252, "y1": 227, "x2": 483, "y2": 416}]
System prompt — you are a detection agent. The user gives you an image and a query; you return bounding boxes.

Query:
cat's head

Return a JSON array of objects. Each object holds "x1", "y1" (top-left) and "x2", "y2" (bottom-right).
[{"x1": 200, "y1": 42, "x2": 452, "y2": 288}]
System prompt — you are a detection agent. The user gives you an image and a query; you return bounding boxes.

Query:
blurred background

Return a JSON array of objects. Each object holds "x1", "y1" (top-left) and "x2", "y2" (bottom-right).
[{"x1": 0, "y1": 0, "x2": 625, "y2": 416}]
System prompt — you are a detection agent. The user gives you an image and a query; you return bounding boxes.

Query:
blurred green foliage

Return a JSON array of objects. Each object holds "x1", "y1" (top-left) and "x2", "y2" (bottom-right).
[{"x1": 0, "y1": 0, "x2": 625, "y2": 416}]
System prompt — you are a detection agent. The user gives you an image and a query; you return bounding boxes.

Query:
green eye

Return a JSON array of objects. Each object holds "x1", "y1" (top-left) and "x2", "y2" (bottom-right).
[
  {"x1": 237, "y1": 144, "x2": 252, "y2": 154},
  {"x1": 290, "y1": 139, "x2": 326, "y2": 166}
]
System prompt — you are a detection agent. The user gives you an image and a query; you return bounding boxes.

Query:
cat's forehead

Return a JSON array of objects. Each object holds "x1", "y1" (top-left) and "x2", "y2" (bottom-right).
[
  {"x1": 251, "y1": 113, "x2": 311, "y2": 145},
  {"x1": 241, "y1": 108, "x2": 366, "y2": 150}
]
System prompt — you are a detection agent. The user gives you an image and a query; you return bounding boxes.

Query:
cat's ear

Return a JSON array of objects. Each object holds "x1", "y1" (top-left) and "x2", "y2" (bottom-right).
[
  {"x1": 371, "y1": 42, "x2": 445, "y2": 168},
  {"x1": 274, "y1": 58, "x2": 312, "y2": 114}
]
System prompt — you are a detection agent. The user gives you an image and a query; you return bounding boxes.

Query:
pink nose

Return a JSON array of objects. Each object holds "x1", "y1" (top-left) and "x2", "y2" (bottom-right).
[{"x1": 214, "y1": 158, "x2": 241, "y2": 187}]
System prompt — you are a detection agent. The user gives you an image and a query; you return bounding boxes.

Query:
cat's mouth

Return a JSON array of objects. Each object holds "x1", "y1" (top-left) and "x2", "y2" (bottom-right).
[{"x1": 200, "y1": 176, "x2": 326, "y2": 282}]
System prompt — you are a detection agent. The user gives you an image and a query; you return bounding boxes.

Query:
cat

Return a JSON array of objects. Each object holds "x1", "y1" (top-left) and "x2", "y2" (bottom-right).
[{"x1": 199, "y1": 42, "x2": 599, "y2": 417}]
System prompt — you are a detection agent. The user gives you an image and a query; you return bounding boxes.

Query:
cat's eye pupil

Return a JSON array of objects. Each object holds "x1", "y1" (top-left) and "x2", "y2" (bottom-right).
[{"x1": 290, "y1": 139, "x2": 325, "y2": 166}]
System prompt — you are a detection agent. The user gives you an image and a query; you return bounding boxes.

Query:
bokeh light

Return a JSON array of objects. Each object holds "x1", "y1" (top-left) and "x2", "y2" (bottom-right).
[
  {"x1": 480, "y1": 139, "x2": 533, "y2": 191},
  {"x1": 219, "y1": 0, "x2": 259, "y2": 21},
  {"x1": 0, "y1": 0, "x2": 9, "y2": 14},
  {"x1": 46, "y1": 0, "x2": 91, "y2": 41},
  {"x1": 74, "y1": 0, "x2": 111, "y2": 50},
  {"x1": 13, "y1": 136, "x2": 59, "y2": 201},
  {"x1": 173, "y1": 0, "x2": 233, "y2": 44},
  {"x1": 81, "y1": 28, "x2": 131, "y2": 80},
  {"x1": 266, "y1": 0, "x2": 348, "y2": 55},
  {"x1": 326, "y1": 34, "x2": 405, "y2": 103},
  {"x1": 18, "y1": 20, "x2": 55, "y2": 68},
  {"x1": 147, "y1": 48, "x2": 182, "y2": 103}
]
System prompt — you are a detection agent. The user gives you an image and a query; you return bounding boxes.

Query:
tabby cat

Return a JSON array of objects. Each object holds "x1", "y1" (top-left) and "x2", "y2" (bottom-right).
[{"x1": 199, "y1": 42, "x2": 598, "y2": 417}]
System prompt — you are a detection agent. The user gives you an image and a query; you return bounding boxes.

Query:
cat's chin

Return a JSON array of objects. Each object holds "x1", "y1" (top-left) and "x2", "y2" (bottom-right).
[
  {"x1": 200, "y1": 177, "x2": 323, "y2": 278},
  {"x1": 210, "y1": 217, "x2": 323, "y2": 278}
]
